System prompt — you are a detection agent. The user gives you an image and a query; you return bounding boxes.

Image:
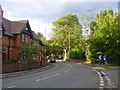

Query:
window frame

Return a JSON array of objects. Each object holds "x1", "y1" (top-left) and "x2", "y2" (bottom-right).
[{"x1": 22, "y1": 34, "x2": 24, "y2": 42}]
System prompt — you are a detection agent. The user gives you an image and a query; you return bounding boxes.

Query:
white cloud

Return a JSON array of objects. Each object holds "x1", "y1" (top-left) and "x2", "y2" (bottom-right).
[
  {"x1": 1, "y1": 1, "x2": 118, "y2": 40},
  {"x1": 4, "y1": 11, "x2": 51, "y2": 39},
  {"x1": 29, "y1": 19, "x2": 52, "y2": 38},
  {"x1": 2, "y1": 0, "x2": 119, "y2": 2}
]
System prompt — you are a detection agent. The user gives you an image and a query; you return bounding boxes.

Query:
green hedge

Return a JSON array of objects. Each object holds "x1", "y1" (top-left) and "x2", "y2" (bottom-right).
[{"x1": 69, "y1": 48, "x2": 85, "y2": 59}]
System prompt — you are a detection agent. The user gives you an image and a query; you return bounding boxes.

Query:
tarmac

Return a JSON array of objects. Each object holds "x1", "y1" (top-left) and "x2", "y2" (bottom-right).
[{"x1": 1, "y1": 62, "x2": 119, "y2": 88}]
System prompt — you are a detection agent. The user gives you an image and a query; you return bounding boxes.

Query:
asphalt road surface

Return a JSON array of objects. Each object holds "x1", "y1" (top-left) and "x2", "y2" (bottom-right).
[{"x1": 2, "y1": 62, "x2": 102, "y2": 88}]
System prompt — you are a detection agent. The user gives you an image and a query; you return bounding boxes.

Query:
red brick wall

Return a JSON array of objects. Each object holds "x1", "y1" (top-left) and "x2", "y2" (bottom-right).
[
  {"x1": 2, "y1": 63, "x2": 20, "y2": 73},
  {"x1": 27, "y1": 61, "x2": 41, "y2": 70},
  {"x1": 2, "y1": 60, "x2": 48, "y2": 73},
  {"x1": 2, "y1": 35, "x2": 8, "y2": 46},
  {"x1": 12, "y1": 47, "x2": 19, "y2": 61},
  {"x1": 15, "y1": 34, "x2": 21, "y2": 46}
]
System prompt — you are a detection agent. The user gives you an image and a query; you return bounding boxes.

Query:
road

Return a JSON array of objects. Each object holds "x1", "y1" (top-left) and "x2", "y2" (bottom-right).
[{"x1": 2, "y1": 61, "x2": 104, "y2": 88}]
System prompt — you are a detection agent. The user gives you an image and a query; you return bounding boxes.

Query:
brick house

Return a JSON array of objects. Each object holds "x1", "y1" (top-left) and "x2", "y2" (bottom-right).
[{"x1": 0, "y1": 5, "x2": 45, "y2": 65}]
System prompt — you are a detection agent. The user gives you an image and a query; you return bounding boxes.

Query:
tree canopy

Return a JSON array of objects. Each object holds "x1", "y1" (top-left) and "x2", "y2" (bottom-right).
[
  {"x1": 51, "y1": 13, "x2": 85, "y2": 59},
  {"x1": 86, "y1": 9, "x2": 120, "y2": 63}
]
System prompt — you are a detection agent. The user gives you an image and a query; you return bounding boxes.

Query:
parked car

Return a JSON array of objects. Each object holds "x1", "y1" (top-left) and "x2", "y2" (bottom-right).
[
  {"x1": 50, "y1": 58, "x2": 56, "y2": 63},
  {"x1": 49, "y1": 55, "x2": 56, "y2": 63}
]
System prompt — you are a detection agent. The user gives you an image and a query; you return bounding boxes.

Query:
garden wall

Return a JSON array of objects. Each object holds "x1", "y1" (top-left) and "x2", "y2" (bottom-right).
[{"x1": 2, "y1": 60, "x2": 48, "y2": 73}]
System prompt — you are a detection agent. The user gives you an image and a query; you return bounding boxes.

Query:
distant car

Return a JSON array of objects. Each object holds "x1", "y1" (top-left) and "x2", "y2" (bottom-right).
[{"x1": 49, "y1": 56, "x2": 56, "y2": 63}]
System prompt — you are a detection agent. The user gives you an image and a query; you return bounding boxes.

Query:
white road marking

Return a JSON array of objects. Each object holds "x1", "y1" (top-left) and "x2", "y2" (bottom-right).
[
  {"x1": 92, "y1": 69, "x2": 104, "y2": 89},
  {"x1": 36, "y1": 73, "x2": 60, "y2": 81},
  {"x1": 68, "y1": 64, "x2": 72, "y2": 68},
  {"x1": 64, "y1": 64, "x2": 72, "y2": 73},
  {"x1": 100, "y1": 71, "x2": 106, "y2": 76},
  {"x1": 7, "y1": 86, "x2": 15, "y2": 88},
  {"x1": 105, "y1": 76, "x2": 112, "y2": 88}
]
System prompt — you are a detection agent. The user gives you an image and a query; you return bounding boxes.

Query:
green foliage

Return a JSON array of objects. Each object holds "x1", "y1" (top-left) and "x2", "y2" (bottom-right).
[
  {"x1": 9, "y1": 59, "x2": 17, "y2": 64},
  {"x1": 37, "y1": 32, "x2": 46, "y2": 43},
  {"x1": 69, "y1": 48, "x2": 85, "y2": 59},
  {"x1": 52, "y1": 13, "x2": 83, "y2": 48},
  {"x1": 51, "y1": 13, "x2": 84, "y2": 59},
  {"x1": 19, "y1": 43, "x2": 38, "y2": 62},
  {"x1": 86, "y1": 9, "x2": 120, "y2": 64},
  {"x1": 45, "y1": 40, "x2": 63, "y2": 58}
]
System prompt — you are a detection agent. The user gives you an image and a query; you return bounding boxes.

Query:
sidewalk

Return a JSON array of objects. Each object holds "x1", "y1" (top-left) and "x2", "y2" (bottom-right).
[{"x1": 2, "y1": 63, "x2": 54, "y2": 79}]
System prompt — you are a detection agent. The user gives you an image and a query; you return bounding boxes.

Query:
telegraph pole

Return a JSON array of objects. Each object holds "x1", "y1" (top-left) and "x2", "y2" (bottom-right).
[{"x1": 68, "y1": 29, "x2": 70, "y2": 60}]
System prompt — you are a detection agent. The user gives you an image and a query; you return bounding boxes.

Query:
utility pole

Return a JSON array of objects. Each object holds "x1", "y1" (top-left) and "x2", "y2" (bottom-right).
[
  {"x1": 68, "y1": 29, "x2": 70, "y2": 60},
  {"x1": 45, "y1": 27, "x2": 46, "y2": 40},
  {"x1": 44, "y1": 27, "x2": 46, "y2": 57}
]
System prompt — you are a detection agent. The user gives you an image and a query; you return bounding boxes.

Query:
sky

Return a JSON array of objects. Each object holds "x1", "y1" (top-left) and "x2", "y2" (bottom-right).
[{"x1": 0, "y1": 0, "x2": 119, "y2": 39}]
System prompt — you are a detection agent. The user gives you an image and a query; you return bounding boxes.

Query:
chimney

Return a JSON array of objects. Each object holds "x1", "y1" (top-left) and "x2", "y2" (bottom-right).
[{"x1": 0, "y1": 5, "x2": 3, "y2": 21}]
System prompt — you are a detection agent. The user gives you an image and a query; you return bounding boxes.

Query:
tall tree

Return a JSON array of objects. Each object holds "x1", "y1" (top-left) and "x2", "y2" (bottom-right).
[
  {"x1": 86, "y1": 9, "x2": 120, "y2": 63},
  {"x1": 51, "y1": 13, "x2": 84, "y2": 59},
  {"x1": 37, "y1": 32, "x2": 46, "y2": 43}
]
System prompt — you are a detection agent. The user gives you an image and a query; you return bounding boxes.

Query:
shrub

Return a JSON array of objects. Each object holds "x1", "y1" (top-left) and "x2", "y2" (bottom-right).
[{"x1": 69, "y1": 48, "x2": 85, "y2": 59}]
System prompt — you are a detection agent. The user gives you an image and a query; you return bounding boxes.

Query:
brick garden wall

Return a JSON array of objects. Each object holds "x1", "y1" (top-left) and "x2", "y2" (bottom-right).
[
  {"x1": 2, "y1": 63, "x2": 20, "y2": 73},
  {"x1": 2, "y1": 60, "x2": 48, "y2": 73}
]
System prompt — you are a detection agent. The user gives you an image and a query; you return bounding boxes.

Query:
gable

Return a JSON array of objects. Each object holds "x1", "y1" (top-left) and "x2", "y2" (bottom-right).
[
  {"x1": 2, "y1": 18, "x2": 13, "y2": 37},
  {"x1": 11, "y1": 20, "x2": 28, "y2": 34}
]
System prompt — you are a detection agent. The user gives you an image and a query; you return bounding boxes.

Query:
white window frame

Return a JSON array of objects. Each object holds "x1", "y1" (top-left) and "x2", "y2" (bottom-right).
[
  {"x1": 22, "y1": 34, "x2": 24, "y2": 42},
  {"x1": 0, "y1": 22, "x2": 2, "y2": 38},
  {"x1": 32, "y1": 54, "x2": 36, "y2": 60},
  {"x1": 26, "y1": 35, "x2": 29, "y2": 43}
]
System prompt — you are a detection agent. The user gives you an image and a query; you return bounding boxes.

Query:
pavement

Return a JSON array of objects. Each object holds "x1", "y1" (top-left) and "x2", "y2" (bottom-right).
[{"x1": 2, "y1": 63, "x2": 54, "y2": 79}]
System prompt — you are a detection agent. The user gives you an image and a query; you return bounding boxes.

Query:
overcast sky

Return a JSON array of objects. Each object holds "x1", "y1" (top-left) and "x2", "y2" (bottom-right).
[{"x1": 0, "y1": 0, "x2": 119, "y2": 39}]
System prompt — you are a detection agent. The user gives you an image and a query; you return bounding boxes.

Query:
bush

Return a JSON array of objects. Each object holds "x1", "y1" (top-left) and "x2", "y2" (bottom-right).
[
  {"x1": 69, "y1": 48, "x2": 85, "y2": 59},
  {"x1": 9, "y1": 60, "x2": 17, "y2": 64}
]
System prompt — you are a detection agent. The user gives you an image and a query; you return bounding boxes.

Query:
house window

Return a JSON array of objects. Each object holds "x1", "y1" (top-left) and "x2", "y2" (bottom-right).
[
  {"x1": 22, "y1": 34, "x2": 24, "y2": 42},
  {"x1": 32, "y1": 54, "x2": 36, "y2": 60},
  {"x1": 26, "y1": 35, "x2": 29, "y2": 43},
  {"x1": 37, "y1": 41, "x2": 39, "y2": 46}
]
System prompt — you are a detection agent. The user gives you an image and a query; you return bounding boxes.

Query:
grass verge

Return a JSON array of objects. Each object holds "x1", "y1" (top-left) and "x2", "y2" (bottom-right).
[{"x1": 101, "y1": 65, "x2": 120, "y2": 69}]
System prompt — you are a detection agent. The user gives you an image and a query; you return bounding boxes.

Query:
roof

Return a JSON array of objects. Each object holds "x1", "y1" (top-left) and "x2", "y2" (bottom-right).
[
  {"x1": 2, "y1": 18, "x2": 13, "y2": 37},
  {"x1": 2, "y1": 18, "x2": 29, "y2": 36},
  {"x1": 40, "y1": 41, "x2": 45, "y2": 46},
  {"x1": 11, "y1": 20, "x2": 28, "y2": 34},
  {"x1": 2, "y1": 17, "x2": 44, "y2": 46},
  {"x1": 32, "y1": 31, "x2": 39, "y2": 41}
]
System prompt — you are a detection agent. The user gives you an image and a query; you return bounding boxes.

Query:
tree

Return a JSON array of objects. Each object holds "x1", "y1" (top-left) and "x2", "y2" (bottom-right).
[
  {"x1": 45, "y1": 40, "x2": 63, "y2": 58},
  {"x1": 19, "y1": 43, "x2": 38, "y2": 63},
  {"x1": 37, "y1": 32, "x2": 46, "y2": 43},
  {"x1": 86, "y1": 9, "x2": 120, "y2": 64},
  {"x1": 51, "y1": 13, "x2": 84, "y2": 59}
]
